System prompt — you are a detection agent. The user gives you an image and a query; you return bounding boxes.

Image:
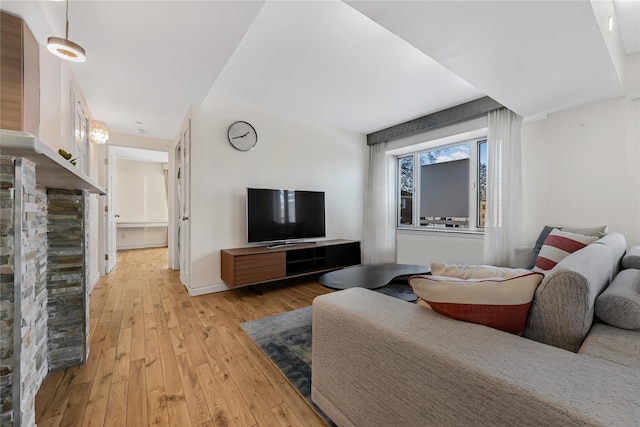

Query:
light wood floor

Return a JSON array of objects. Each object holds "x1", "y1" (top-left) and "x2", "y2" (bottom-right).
[{"x1": 35, "y1": 247, "x2": 333, "y2": 427}]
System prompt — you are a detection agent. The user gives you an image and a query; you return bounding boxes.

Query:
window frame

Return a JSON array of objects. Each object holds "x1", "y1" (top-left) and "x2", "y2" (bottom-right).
[{"x1": 396, "y1": 138, "x2": 487, "y2": 234}]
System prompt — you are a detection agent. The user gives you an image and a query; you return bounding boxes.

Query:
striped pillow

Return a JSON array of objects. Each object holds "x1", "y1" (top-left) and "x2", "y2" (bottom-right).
[{"x1": 533, "y1": 228, "x2": 598, "y2": 272}]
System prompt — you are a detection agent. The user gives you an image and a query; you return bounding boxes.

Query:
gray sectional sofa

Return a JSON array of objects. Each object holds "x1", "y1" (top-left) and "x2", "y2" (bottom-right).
[{"x1": 311, "y1": 232, "x2": 640, "y2": 426}]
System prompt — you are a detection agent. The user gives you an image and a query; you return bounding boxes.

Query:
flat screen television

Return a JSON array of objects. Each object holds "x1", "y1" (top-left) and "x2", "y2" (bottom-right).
[{"x1": 247, "y1": 188, "x2": 326, "y2": 244}]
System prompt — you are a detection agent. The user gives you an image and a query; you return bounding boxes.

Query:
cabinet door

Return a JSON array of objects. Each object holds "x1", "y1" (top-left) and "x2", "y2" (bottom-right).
[
  {"x1": 1, "y1": 13, "x2": 24, "y2": 131},
  {"x1": 0, "y1": 13, "x2": 39, "y2": 134},
  {"x1": 22, "y1": 19, "x2": 39, "y2": 136}
]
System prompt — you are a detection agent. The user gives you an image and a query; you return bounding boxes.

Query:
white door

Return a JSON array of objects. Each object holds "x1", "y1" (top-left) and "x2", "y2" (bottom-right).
[
  {"x1": 178, "y1": 122, "x2": 191, "y2": 287},
  {"x1": 105, "y1": 151, "x2": 118, "y2": 273}
]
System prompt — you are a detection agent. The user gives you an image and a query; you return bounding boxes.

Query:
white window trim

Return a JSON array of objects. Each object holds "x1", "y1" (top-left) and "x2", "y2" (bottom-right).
[{"x1": 396, "y1": 226, "x2": 485, "y2": 238}]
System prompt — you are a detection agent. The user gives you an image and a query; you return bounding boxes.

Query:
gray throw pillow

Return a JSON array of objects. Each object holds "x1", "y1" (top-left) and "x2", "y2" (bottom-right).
[
  {"x1": 622, "y1": 246, "x2": 640, "y2": 270},
  {"x1": 561, "y1": 225, "x2": 608, "y2": 238},
  {"x1": 527, "y1": 226, "x2": 555, "y2": 269},
  {"x1": 595, "y1": 269, "x2": 640, "y2": 330}
]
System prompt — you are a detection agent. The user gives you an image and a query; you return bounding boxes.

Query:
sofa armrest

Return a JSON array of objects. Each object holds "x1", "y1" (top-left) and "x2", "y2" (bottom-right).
[
  {"x1": 312, "y1": 288, "x2": 639, "y2": 427},
  {"x1": 523, "y1": 243, "x2": 615, "y2": 352}
]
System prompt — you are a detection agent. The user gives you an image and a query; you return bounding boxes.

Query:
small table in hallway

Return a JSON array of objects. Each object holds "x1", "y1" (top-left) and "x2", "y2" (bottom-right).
[{"x1": 319, "y1": 263, "x2": 430, "y2": 302}]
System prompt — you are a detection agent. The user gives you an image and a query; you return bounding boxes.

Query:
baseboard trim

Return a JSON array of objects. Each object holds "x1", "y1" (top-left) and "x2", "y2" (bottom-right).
[
  {"x1": 117, "y1": 244, "x2": 168, "y2": 250},
  {"x1": 88, "y1": 272, "x2": 100, "y2": 294},
  {"x1": 188, "y1": 283, "x2": 229, "y2": 296}
]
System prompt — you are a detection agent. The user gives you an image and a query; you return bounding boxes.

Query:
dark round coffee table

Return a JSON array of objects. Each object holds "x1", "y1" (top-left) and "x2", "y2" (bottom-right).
[{"x1": 319, "y1": 263, "x2": 430, "y2": 302}]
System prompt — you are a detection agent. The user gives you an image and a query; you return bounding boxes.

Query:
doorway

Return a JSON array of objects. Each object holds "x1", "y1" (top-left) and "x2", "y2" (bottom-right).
[
  {"x1": 100, "y1": 146, "x2": 170, "y2": 275},
  {"x1": 173, "y1": 121, "x2": 191, "y2": 289}
]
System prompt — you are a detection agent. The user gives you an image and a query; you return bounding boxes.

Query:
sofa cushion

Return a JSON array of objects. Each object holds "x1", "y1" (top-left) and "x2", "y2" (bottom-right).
[
  {"x1": 527, "y1": 225, "x2": 607, "y2": 269},
  {"x1": 313, "y1": 288, "x2": 640, "y2": 427},
  {"x1": 430, "y1": 263, "x2": 530, "y2": 279},
  {"x1": 409, "y1": 272, "x2": 544, "y2": 334},
  {"x1": 622, "y1": 246, "x2": 640, "y2": 270},
  {"x1": 532, "y1": 228, "x2": 598, "y2": 272},
  {"x1": 578, "y1": 322, "x2": 640, "y2": 370},
  {"x1": 595, "y1": 269, "x2": 640, "y2": 330}
]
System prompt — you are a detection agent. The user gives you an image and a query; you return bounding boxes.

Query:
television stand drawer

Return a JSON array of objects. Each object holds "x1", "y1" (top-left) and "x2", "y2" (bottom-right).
[
  {"x1": 235, "y1": 252, "x2": 284, "y2": 270},
  {"x1": 234, "y1": 264, "x2": 286, "y2": 286}
]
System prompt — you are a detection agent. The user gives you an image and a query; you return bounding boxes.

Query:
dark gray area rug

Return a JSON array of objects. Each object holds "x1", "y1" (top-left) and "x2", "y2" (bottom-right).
[{"x1": 240, "y1": 306, "x2": 336, "y2": 426}]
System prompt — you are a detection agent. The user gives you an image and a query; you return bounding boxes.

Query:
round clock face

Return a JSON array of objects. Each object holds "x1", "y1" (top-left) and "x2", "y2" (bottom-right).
[{"x1": 228, "y1": 121, "x2": 257, "y2": 151}]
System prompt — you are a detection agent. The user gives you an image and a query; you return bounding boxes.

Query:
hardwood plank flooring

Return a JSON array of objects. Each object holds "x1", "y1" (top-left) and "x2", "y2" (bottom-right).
[{"x1": 35, "y1": 247, "x2": 332, "y2": 427}]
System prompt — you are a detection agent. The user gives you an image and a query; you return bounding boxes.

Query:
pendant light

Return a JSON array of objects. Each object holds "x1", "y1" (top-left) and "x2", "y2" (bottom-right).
[
  {"x1": 90, "y1": 120, "x2": 109, "y2": 144},
  {"x1": 47, "y1": 0, "x2": 86, "y2": 63}
]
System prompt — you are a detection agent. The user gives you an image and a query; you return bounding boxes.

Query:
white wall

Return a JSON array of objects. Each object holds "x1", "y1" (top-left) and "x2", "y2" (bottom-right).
[
  {"x1": 37, "y1": 47, "x2": 77, "y2": 157},
  {"x1": 522, "y1": 96, "x2": 640, "y2": 246},
  {"x1": 188, "y1": 95, "x2": 367, "y2": 293},
  {"x1": 116, "y1": 159, "x2": 169, "y2": 249},
  {"x1": 396, "y1": 94, "x2": 640, "y2": 265},
  {"x1": 397, "y1": 230, "x2": 485, "y2": 266}
]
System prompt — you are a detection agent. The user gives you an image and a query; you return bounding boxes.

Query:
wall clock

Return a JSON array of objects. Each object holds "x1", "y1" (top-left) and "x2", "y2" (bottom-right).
[{"x1": 228, "y1": 121, "x2": 257, "y2": 151}]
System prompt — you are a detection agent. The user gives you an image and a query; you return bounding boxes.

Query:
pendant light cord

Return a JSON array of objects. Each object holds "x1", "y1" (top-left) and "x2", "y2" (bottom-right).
[{"x1": 65, "y1": 0, "x2": 70, "y2": 39}]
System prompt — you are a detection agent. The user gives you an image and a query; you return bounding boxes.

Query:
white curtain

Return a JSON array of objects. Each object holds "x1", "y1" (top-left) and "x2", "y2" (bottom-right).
[
  {"x1": 484, "y1": 108, "x2": 523, "y2": 266},
  {"x1": 363, "y1": 142, "x2": 396, "y2": 264}
]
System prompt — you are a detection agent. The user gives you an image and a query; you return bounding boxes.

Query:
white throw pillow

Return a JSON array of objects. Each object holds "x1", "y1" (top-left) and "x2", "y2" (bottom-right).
[
  {"x1": 410, "y1": 272, "x2": 544, "y2": 334},
  {"x1": 431, "y1": 263, "x2": 531, "y2": 279}
]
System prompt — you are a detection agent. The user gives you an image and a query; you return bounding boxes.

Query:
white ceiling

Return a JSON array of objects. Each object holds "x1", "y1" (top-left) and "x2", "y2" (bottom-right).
[
  {"x1": 211, "y1": 0, "x2": 483, "y2": 135},
  {"x1": 347, "y1": 0, "x2": 634, "y2": 119},
  {"x1": 2, "y1": 0, "x2": 638, "y2": 144}
]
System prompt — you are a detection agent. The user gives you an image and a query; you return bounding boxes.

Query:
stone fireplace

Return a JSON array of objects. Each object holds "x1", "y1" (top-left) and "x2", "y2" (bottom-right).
[{"x1": 0, "y1": 130, "x2": 105, "y2": 426}]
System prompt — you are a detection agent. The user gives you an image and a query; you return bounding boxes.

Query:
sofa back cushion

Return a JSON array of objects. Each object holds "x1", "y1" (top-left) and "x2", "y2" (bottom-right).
[
  {"x1": 622, "y1": 246, "x2": 640, "y2": 270},
  {"x1": 595, "y1": 269, "x2": 640, "y2": 330},
  {"x1": 523, "y1": 232, "x2": 627, "y2": 352},
  {"x1": 593, "y1": 232, "x2": 628, "y2": 277}
]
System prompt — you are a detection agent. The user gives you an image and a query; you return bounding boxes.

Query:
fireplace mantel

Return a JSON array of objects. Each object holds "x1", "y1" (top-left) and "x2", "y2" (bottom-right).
[{"x1": 0, "y1": 129, "x2": 106, "y2": 195}]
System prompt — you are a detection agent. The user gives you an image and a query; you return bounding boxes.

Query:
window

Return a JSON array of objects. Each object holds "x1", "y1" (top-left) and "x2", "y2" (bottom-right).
[
  {"x1": 397, "y1": 139, "x2": 487, "y2": 231},
  {"x1": 478, "y1": 141, "x2": 487, "y2": 227}
]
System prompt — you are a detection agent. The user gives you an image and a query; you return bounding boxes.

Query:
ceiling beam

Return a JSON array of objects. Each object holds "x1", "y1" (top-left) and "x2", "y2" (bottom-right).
[{"x1": 367, "y1": 96, "x2": 503, "y2": 145}]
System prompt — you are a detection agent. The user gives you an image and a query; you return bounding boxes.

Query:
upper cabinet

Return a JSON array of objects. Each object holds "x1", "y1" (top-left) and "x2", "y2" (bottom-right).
[{"x1": 1, "y1": 11, "x2": 40, "y2": 136}]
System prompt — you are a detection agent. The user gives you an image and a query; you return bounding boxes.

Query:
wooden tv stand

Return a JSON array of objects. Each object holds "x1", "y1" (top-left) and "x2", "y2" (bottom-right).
[{"x1": 220, "y1": 239, "x2": 361, "y2": 288}]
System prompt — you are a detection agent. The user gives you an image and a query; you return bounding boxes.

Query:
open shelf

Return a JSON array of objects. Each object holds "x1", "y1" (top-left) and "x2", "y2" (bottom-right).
[{"x1": 0, "y1": 130, "x2": 106, "y2": 195}]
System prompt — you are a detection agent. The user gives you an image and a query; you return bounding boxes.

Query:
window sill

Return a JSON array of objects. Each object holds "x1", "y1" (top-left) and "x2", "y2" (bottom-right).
[{"x1": 396, "y1": 227, "x2": 484, "y2": 238}]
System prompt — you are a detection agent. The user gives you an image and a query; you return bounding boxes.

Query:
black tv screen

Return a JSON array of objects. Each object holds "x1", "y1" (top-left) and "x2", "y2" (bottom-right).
[{"x1": 247, "y1": 188, "x2": 326, "y2": 244}]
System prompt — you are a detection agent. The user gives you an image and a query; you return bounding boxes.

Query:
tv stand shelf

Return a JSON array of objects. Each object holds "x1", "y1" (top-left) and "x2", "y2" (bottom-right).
[{"x1": 220, "y1": 239, "x2": 361, "y2": 288}]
